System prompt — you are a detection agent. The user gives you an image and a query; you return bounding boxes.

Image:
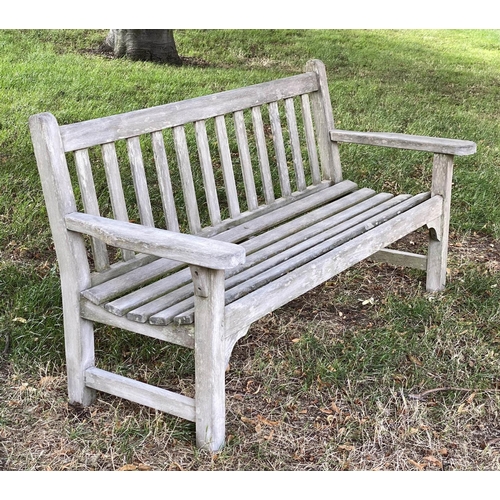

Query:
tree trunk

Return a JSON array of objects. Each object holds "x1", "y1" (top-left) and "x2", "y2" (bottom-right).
[{"x1": 103, "y1": 29, "x2": 182, "y2": 65}]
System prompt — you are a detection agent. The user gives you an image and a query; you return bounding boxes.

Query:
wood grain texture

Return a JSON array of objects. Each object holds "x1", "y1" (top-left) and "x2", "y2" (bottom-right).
[
  {"x1": 59, "y1": 72, "x2": 319, "y2": 151},
  {"x1": 330, "y1": 130, "x2": 477, "y2": 156},
  {"x1": 65, "y1": 212, "x2": 245, "y2": 270}
]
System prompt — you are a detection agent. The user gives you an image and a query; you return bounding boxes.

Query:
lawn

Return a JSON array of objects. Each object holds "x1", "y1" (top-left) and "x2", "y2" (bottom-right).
[{"x1": 0, "y1": 29, "x2": 499, "y2": 471}]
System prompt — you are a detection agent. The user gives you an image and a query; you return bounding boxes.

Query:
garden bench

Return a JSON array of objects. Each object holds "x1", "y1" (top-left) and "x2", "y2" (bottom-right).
[{"x1": 29, "y1": 59, "x2": 476, "y2": 451}]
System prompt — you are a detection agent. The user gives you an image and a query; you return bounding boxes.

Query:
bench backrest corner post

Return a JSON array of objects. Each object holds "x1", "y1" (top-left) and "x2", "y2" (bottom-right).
[
  {"x1": 305, "y1": 59, "x2": 343, "y2": 184},
  {"x1": 29, "y1": 112, "x2": 91, "y2": 291}
]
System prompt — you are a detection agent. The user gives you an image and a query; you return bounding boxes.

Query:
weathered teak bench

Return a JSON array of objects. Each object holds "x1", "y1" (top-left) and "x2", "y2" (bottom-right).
[{"x1": 30, "y1": 59, "x2": 476, "y2": 451}]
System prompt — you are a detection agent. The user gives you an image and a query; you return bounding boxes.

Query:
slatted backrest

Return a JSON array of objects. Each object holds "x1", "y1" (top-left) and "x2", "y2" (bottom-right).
[{"x1": 55, "y1": 59, "x2": 342, "y2": 272}]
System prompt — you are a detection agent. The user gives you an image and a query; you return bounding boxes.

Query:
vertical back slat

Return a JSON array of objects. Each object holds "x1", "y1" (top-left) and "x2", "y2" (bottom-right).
[
  {"x1": 194, "y1": 120, "x2": 222, "y2": 225},
  {"x1": 251, "y1": 106, "x2": 275, "y2": 204},
  {"x1": 284, "y1": 98, "x2": 306, "y2": 191},
  {"x1": 215, "y1": 116, "x2": 240, "y2": 219},
  {"x1": 268, "y1": 101, "x2": 291, "y2": 197},
  {"x1": 101, "y1": 142, "x2": 135, "y2": 261},
  {"x1": 173, "y1": 125, "x2": 201, "y2": 233},
  {"x1": 151, "y1": 131, "x2": 179, "y2": 232},
  {"x1": 300, "y1": 94, "x2": 321, "y2": 185},
  {"x1": 127, "y1": 137, "x2": 154, "y2": 227},
  {"x1": 74, "y1": 149, "x2": 109, "y2": 270},
  {"x1": 234, "y1": 110, "x2": 258, "y2": 211}
]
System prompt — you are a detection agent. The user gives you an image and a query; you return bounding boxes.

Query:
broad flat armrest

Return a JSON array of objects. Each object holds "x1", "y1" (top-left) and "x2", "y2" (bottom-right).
[
  {"x1": 65, "y1": 212, "x2": 246, "y2": 270},
  {"x1": 330, "y1": 129, "x2": 476, "y2": 156}
]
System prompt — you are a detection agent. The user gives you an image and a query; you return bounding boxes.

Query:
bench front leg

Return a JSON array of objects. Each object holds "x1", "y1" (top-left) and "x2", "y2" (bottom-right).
[
  {"x1": 190, "y1": 265, "x2": 227, "y2": 451},
  {"x1": 427, "y1": 153, "x2": 454, "y2": 291}
]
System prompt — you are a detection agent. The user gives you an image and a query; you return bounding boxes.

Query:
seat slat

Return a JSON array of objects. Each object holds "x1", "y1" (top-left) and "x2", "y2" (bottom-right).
[
  {"x1": 84, "y1": 182, "x2": 345, "y2": 305},
  {"x1": 148, "y1": 192, "x2": 429, "y2": 326},
  {"x1": 224, "y1": 195, "x2": 442, "y2": 335},
  {"x1": 170, "y1": 192, "x2": 431, "y2": 326},
  {"x1": 119, "y1": 188, "x2": 377, "y2": 321}
]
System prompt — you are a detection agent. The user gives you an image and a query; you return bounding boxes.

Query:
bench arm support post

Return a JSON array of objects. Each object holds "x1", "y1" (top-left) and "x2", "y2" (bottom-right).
[
  {"x1": 426, "y1": 153, "x2": 454, "y2": 291},
  {"x1": 190, "y1": 266, "x2": 227, "y2": 451}
]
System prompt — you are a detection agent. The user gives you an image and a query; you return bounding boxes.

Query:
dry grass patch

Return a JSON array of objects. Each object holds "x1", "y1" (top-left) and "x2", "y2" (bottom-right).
[{"x1": 1, "y1": 233, "x2": 499, "y2": 470}]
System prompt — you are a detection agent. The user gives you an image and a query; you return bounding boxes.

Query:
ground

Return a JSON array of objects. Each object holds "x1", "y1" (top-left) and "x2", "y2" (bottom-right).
[{"x1": 1, "y1": 232, "x2": 499, "y2": 470}]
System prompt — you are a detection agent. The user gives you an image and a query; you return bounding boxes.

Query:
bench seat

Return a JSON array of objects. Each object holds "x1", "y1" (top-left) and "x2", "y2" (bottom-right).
[{"x1": 77, "y1": 180, "x2": 439, "y2": 359}]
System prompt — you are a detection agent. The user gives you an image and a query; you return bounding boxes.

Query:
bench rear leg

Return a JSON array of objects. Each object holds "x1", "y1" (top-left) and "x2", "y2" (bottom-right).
[
  {"x1": 426, "y1": 153, "x2": 454, "y2": 292},
  {"x1": 64, "y1": 311, "x2": 96, "y2": 407},
  {"x1": 191, "y1": 266, "x2": 226, "y2": 451}
]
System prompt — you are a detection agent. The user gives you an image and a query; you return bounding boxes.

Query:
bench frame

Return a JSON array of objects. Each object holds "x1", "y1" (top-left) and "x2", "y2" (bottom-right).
[{"x1": 29, "y1": 60, "x2": 476, "y2": 451}]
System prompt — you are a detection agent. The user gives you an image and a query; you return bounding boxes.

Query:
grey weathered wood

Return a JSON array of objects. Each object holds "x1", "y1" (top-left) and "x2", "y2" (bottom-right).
[
  {"x1": 65, "y1": 212, "x2": 245, "y2": 270},
  {"x1": 285, "y1": 97, "x2": 306, "y2": 191},
  {"x1": 426, "y1": 153, "x2": 454, "y2": 291},
  {"x1": 173, "y1": 125, "x2": 201, "y2": 233},
  {"x1": 215, "y1": 115, "x2": 240, "y2": 218},
  {"x1": 85, "y1": 367, "x2": 195, "y2": 421},
  {"x1": 74, "y1": 148, "x2": 110, "y2": 271},
  {"x1": 269, "y1": 101, "x2": 291, "y2": 197},
  {"x1": 81, "y1": 299, "x2": 194, "y2": 348},
  {"x1": 370, "y1": 249, "x2": 427, "y2": 270},
  {"x1": 225, "y1": 196, "x2": 443, "y2": 336},
  {"x1": 101, "y1": 142, "x2": 135, "y2": 261},
  {"x1": 151, "y1": 131, "x2": 180, "y2": 232},
  {"x1": 127, "y1": 136, "x2": 154, "y2": 227},
  {"x1": 330, "y1": 130, "x2": 477, "y2": 156},
  {"x1": 29, "y1": 112, "x2": 96, "y2": 406},
  {"x1": 306, "y1": 59, "x2": 342, "y2": 183},
  {"x1": 234, "y1": 110, "x2": 258, "y2": 211},
  {"x1": 174, "y1": 193, "x2": 429, "y2": 325},
  {"x1": 301, "y1": 93, "x2": 321, "y2": 185},
  {"x1": 114, "y1": 188, "x2": 375, "y2": 322},
  {"x1": 251, "y1": 106, "x2": 275, "y2": 204},
  {"x1": 59, "y1": 72, "x2": 319, "y2": 152},
  {"x1": 30, "y1": 59, "x2": 476, "y2": 452},
  {"x1": 195, "y1": 120, "x2": 221, "y2": 225},
  {"x1": 124, "y1": 189, "x2": 382, "y2": 324},
  {"x1": 191, "y1": 266, "x2": 226, "y2": 451}
]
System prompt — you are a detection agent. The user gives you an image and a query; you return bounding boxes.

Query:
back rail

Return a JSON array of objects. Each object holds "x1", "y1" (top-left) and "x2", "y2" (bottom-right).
[{"x1": 59, "y1": 72, "x2": 319, "y2": 152}]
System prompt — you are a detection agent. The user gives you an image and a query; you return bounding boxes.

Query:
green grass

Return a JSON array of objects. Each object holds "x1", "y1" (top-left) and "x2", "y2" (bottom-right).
[{"x1": 1, "y1": 29, "x2": 500, "y2": 471}]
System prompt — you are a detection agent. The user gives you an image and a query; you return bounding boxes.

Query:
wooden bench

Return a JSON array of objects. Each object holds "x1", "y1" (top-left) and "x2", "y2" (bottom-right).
[{"x1": 29, "y1": 59, "x2": 476, "y2": 451}]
